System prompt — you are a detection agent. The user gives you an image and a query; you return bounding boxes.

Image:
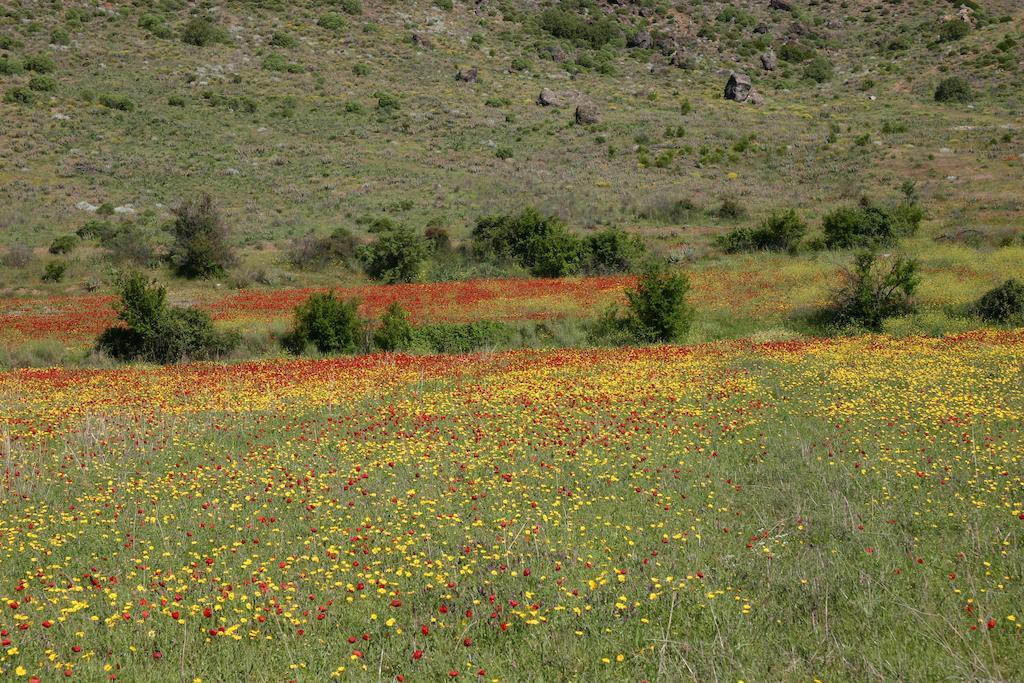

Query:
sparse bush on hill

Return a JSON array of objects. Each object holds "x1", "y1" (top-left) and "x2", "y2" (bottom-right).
[
  {"x1": 374, "y1": 302, "x2": 415, "y2": 352},
  {"x1": 28, "y1": 75, "x2": 56, "y2": 92},
  {"x1": 49, "y1": 235, "x2": 79, "y2": 255},
  {"x1": 336, "y1": 0, "x2": 363, "y2": 16},
  {"x1": 934, "y1": 76, "x2": 973, "y2": 103},
  {"x1": 139, "y1": 14, "x2": 172, "y2": 39},
  {"x1": 41, "y1": 261, "x2": 67, "y2": 282},
  {"x1": 287, "y1": 228, "x2": 359, "y2": 271},
  {"x1": 23, "y1": 54, "x2": 55, "y2": 73},
  {"x1": 1, "y1": 244, "x2": 33, "y2": 269},
  {"x1": 97, "y1": 272, "x2": 239, "y2": 363},
  {"x1": 582, "y1": 228, "x2": 645, "y2": 274},
  {"x1": 803, "y1": 56, "x2": 834, "y2": 83},
  {"x1": 318, "y1": 13, "x2": 346, "y2": 31},
  {"x1": 99, "y1": 93, "x2": 135, "y2": 111},
  {"x1": 169, "y1": 194, "x2": 235, "y2": 278},
  {"x1": 975, "y1": 279, "x2": 1024, "y2": 324},
  {"x1": 538, "y1": 8, "x2": 622, "y2": 49},
  {"x1": 826, "y1": 252, "x2": 919, "y2": 331},
  {"x1": 4, "y1": 86, "x2": 35, "y2": 105},
  {"x1": 715, "y1": 197, "x2": 747, "y2": 221},
  {"x1": 822, "y1": 202, "x2": 923, "y2": 249},
  {"x1": 269, "y1": 31, "x2": 297, "y2": 48},
  {"x1": 0, "y1": 57, "x2": 22, "y2": 75},
  {"x1": 262, "y1": 53, "x2": 303, "y2": 73},
  {"x1": 181, "y1": 17, "x2": 226, "y2": 47},
  {"x1": 283, "y1": 291, "x2": 364, "y2": 355},
  {"x1": 938, "y1": 20, "x2": 970, "y2": 43},
  {"x1": 717, "y1": 210, "x2": 807, "y2": 254}
]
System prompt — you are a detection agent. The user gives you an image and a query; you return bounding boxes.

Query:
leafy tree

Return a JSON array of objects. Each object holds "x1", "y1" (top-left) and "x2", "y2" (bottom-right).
[
  {"x1": 828, "y1": 252, "x2": 919, "y2": 331},
  {"x1": 169, "y1": 194, "x2": 235, "y2": 278},
  {"x1": 717, "y1": 210, "x2": 807, "y2": 254},
  {"x1": 283, "y1": 292, "x2": 364, "y2": 354},
  {"x1": 374, "y1": 302, "x2": 415, "y2": 352},
  {"x1": 934, "y1": 76, "x2": 973, "y2": 103},
  {"x1": 472, "y1": 208, "x2": 583, "y2": 277},
  {"x1": 822, "y1": 203, "x2": 922, "y2": 249},
  {"x1": 181, "y1": 17, "x2": 225, "y2": 46},
  {"x1": 624, "y1": 265, "x2": 694, "y2": 343},
  {"x1": 582, "y1": 228, "x2": 645, "y2": 273},
  {"x1": 975, "y1": 279, "x2": 1024, "y2": 324},
  {"x1": 360, "y1": 226, "x2": 430, "y2": 283}
]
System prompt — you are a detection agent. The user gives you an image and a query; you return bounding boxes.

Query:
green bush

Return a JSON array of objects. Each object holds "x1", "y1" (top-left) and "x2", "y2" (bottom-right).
[
  {"x1": 139, "y1": 14, "x2": 172, "y2": 38},
  {"x1": 360, "y1": 226, "x2": 430, "y2": 283},
  {"x1": 938, "y1": 20, "x2": 970, "y2": 42},
  {"x1": 827, "y1": 252, "x2": 919, "y2": 331},
  {"x1": 413, "y1": 321, "x2": 514, "y2": 354},
  {"x1": 822, "y1": 203, "x2": 922, "y2": 249},
  {"x1": 23, "y1": 54, "x2": 55, "y2": 73},
  {"x1": 803, "y1": 56, "x2": 834, "y2": 83},
  {"x1": 319, "y1": 13, "x2": 346, "y2": 30},
  {"x1": 715, "y1": 197, "x2": 747, "y2": 221},
  {"x1": 28, "y1": 75, "x2": 57, "y2": 92},
  {"x1": 717, "y1": 210, "x2": 807, "y2": 254},
  {"x1": 181, "y1": 17, "x2": 226, "y2": 47},
  {"x1": 50, "y1": 28, "x2": 70, "y2": 45},
  {"x1": 582, "y1": 228, "x2": 645, "y2": 273},
  {"x1": 337, "y1": 0, "x2": 363, "y2": 16},
  {"x1": 286, "y1": 228, "x2": 358, "y2": 271},
  {"x1": 975, "y1": 279, "x2": 1024, "y2": 324},
  {"x1": 0, "y1": 57, "x2": 22, "y2": 75},
  {"x1": 99, "y1": 93, "x2": 135, "y2": 111},
  {"x1": 472, "y1": 208, "x2": 584, "y2": 278},
  {"x1": 4, "y1": 86, "x2": 35, "y2": 105},
  {"x1": 283, "y1": 292, "x2": 364, "y2": 354},
  {"x1": 169, "y1": 194, "x2": 236, "y2": 278},
  {"x1": 49, "y1": 234, "x2": 79, "y2": 255},
  {"x1": 41, "y1": 261, "x2": 67, "y2": 282},
  {"x1": 778, "y1": 42, "x2": 815, "y2": 62},
  {"x1": 352, "y1": 62, "x2": 369, "y2": 76},
  {"x1": 269, "y1": 31, "x2": 297, "y2": 48},
  {"x1": 374, "y1": 302, "x2": 415, "y2": 351},
  {"x1": 434, "y1": 0, "x2": 454, "y2": 10},
  {"x1": 538, "y1": 8, "x2": 622, "y2": 49},
  {"x1": 262, "y1": 53, "x2": 303, "y2": 73},
  {"x1": 97, "y1": 272, "x2": 239, "y2": 364},
  {"x1": 624, "y1": 265, "x2": 694, "y2": 343},
  {"x1": 934, "y1": 76, "x2": 973, "y2": 103},
  {"x1": 375, "y1": 92, "x2": 401, "y2": 113}
]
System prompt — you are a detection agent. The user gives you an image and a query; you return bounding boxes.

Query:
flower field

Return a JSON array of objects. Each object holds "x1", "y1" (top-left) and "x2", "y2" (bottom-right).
[{"x1": 0, "y1": 332, "x2": 1022, "y2": 680}]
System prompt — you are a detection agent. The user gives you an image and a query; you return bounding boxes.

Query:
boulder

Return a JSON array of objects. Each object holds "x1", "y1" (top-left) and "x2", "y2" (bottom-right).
[
  {"x1": 456, "y1": 67, "x2": 478, "y2": 83},
  {"x1": 575, "y1": 100, "x2": 601, "y2": 125},
  {"x1": 547, "y1": 43, "x2": 569, "y2": 63},
  {"x1": 538, "y1": 88, "x2": 581, "y2": 107},
  {"x1": 411, "y1": 32, "x2": 433, "y2": 49},
  {"x1": 724, "y1": 72, "x2": 753, "y2": 102},
  {"x1": 761, "y1": 50, "x2": 777, "y2": 71},
  {"x1": 769, "y1": 0, "x2": 793, "y2": 10},
  {"x1": 627, "y1": 31, "x2": 653, "y2": 49}
]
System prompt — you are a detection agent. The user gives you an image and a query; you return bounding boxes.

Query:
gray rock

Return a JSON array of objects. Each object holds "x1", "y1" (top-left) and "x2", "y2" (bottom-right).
[
  {"x1": 575, "y1": 100, "x2": 601, "y2": 125},
  {"x1": 724, "y1": 72, "x2": 754, "y2": 102},
  {"x1": 627, "y1": 31, "x2": 652, "y2": 49},
  {"x1": 761, "y1": 50, "x2": 777, "y2": 71},
  {"x1": 411, "y1": 32, "x2": 433, "y2": 49},
  {"x1": 769, "y1": 0, "x2": 793, "y2": 10},
  {"x1": 456, "y1": 67, "x2": 478, "y2": 83}
]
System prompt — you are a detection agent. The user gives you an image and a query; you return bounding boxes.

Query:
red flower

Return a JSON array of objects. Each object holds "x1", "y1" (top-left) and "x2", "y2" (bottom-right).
[
  {"x1": 412, "y1": 649, "x2": 424, "y2": 661},
  {"x1": 987, "y1": 618, "x2": 996, "y2": 630}
]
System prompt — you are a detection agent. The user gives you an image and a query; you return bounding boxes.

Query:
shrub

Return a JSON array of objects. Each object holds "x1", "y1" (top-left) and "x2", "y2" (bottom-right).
[
  {"x1": 269, "y1": 31, "x2": 297, "y2": 48},
  {"x1": 374, "y1": 302, "x2": 415, "y2": 352},
  {"x1": 975, "y1": 279, "x2": 1024, "y2": 324},
  {"x1": 360, "y1": 226, "x2": 430, "y2": 283},
  {"x1": 28, "y1": 75, "x2": 56, "y2": 92},
  {"x1": 938, "y1": 20, "x2": 970, "y2": 42},
  {"x1": 99, "y1": 93, "x2": 135, "y2": 111},
  {"x1": 717, "y1": 210, "x2": 807, "y2": 254},
  {"x1": 624, "y1": 264, "x2": 694, "y2": 343},
  {"x1": 375, "y1": 92, "x2": 400, "y2": 113},
  {"x1": 934, "y1": 76, "x2": 973, "y2": 103},
  {"x1": 50, "y1": 28, "x2": 70, "y2": 45},
  {"x1": 0, "y1": 57, "x2": 22, "y2": 75},
  {"x1": 4, "y1": 86, "x2": 35, "y2": 105},
  {"x1": 582, "y1": 228, "x2": 645, "y2": 273},
  {"x1": 538, "y1": 8, "x2": 621, "y2": 49},
  {"x1": 286, "y1": 228, "x2": 358, "y2": 271},
  {"x1": 715, "y1": 197, "x2": 747, "y2": 221},
  {"x1": 283, "y1": 292, "x2": 364, "y2": 354},
  {"x1": 435, "y1": 0, "x2": 454, "y2": 10},
  {"x1": 169, "y1": 194, "x2": 235, "y2": 278},
  {"x1": 827, "y1": 252, "x2": 919, "y2": 331},
  {"x1": 778, "y1": 42, "x2": 815, "y2": 62},
  {"x1": 822, "y1": 203, "x2": 922, "y2": 249},
  {"x1": 1, "y1": 244, "x2": 33, "y2": 268},
  {"x1": 803, "y1": 56, "x2": 834, "y2": 83},
  {"x1": 510, "y1": 57, "x2": 531, "y2": 71},
  {"x1": 425, "y1": 226, "x2": 451, "y2": 252},
  {"x1": 139, "y1": 14, "x2": 172, "y2": 38},
  {"x1": 49, "y1": 234, "x2": 79, "y2": 255},
  {"x1": 472, "y1": 208, "x2": 583, "y2": 278},
  {"x1": 181, "y1": 17, "x2": 225, "y2": 47},
  {"x1": 76, "y1": 219, "x2": 112, "y2": 240},
  {"x1": 23, "y1": 54, "x2": 55, "y2": 73},
  {"x1": 413, "y1": 321, "x2": 514, "y2": 354},
  {"x1": 262, "y1": 54, "x2": 303, "y2": 73},
  {"x1": 168, "y1": 95, "x2": 186, "y2": 107},
  {"x1": 319, "y1": 13, "x2": 346, "y2": 30},
  {"x1": 352, "y1": 62, "x2": 369, "y2": 76},
  {"x1": 639, "y1": 197, "x2": 699, "y2": 224},
  {"x1": 97, "y1": 272, "x2": 239, "y2": 363},
  {"x1": 337, "y1": 0, "x2": 363, "y2": 16},
  {"x1": 100, "y1": 224, "x2": 158, "y2": 267},
  {"x1": 495, "y1": 146, "x2": 514, "y2": 160},
  {"x1": 41, "y1": 261, "x2": 67, "y2": 282}
]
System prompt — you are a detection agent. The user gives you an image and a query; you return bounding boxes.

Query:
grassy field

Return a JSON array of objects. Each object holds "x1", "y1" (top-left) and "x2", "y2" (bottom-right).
[{"x1": 0, "y1": 332, "x2": 1022, "y2": 680}]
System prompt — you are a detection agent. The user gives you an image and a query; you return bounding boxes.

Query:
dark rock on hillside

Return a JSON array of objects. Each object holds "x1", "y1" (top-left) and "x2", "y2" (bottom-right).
[
  {"x1": 724, "y1": 72, "x2": 753, "y2": 102},
  {"x1": 627, "y1": 31, "x2": 652, "y2": 49},
  {"x1": 411, "y1": 32, "x2": 433, "y2": 49},
  {"x1": 538, "y1": 88, "x2": 580, "y2": 107},
  {"x1": 575, "y1": 100, "x2": 601, "y2": 125},
  {"x1": 456, "y1": 67, "x2": 478, "y2": 83},
  {"x1": 769, "y1": 0, "x2": 793, "y2": 11},
  {"x1": 761, "y1": 50, "x2": 777, "y2": 71},
  {"x1": 546, "y1": 43, "x2": 569, "y2": 63}
]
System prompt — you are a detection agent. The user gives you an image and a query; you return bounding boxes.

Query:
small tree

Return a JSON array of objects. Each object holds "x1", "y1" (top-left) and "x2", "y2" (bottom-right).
[
  {"x1": 181, "y1": 17, "x2": 224, "y2": 46},
  {"x1": 582, "y1": 228, "x2": 645, "y2": 273},
  {"x1": 169, "y1": 194, "x2": 235, "y2": 278},
  {"x1": 625, "y1": 265, "x2": 694, "y2": 343},
  {"x1": 934, "y1": 76, "x2": 973, "y2": 103},
  {"x1": 975, "y1": 279, "x2": 1024, "y2": 324},
  {"x1": 718, "y1": 209, "x2": 807, "y2": 254},
  {"x1": 829, "y1": 252, "x2": 919, "y2": 331},
  {"x1": 360, "y1": 226, "x2": 429, "y2": 283},
  {"x1": 374, "y1": 302, "x2": 415, "y2": 351},
  {"x1": 284, "y1": 292, "x2": 364, "y2": 354}
]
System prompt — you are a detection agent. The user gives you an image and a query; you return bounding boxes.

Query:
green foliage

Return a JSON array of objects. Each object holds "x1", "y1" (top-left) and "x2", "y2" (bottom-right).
[
  {"x1": 336, "y1": 0, "x2": 363, "y2": 16},
  {"x1": 975, "y1": 279, "x2": 1024, "y2": 324},
  {"x1": 510, "y1": 57, "x2": 531, "y2": 71},
  {"x1": 283, "y1": 292, "x2": 364, "y2": 355},
  {"x1": 4, "y1": 86, "x2": 35, "y2": 105},
  {"x1": 96, "y1": 272, "x2": 239, "y2": 363},
  {"x1": 28, "y1": 75, "x2": 57, "y2": 92},
  {"x1": 269, "y1": 31, "x2": 297, "y2": 48},
  {"x1": 0, "y1": 57, "x2": 22, "y2": 75},
  {"x1": 472, "y1": 208, "x2": 582, "y2": 278},
  {"x1": 412, "y1": 320, "x2": 514, "y2": 354},
  {"x1": 50, "y1": 28, "x2": 70, "y2": 46},
  {"x1": 495, "y1": 146, "x2": 514, "y2": 160},
  {"x1": 934, "y1": 76, "x2": 973, "y2": 103},
  {"x1": 715, "y1": 198, "x2": 747, "y2": 221},
  {"x1": 803, "y1": 56, "x2": 834, "y2": 83},
  {"x1": 374, "y1": 302, "x2": 415, "y2": 352},
  {"x1": 624, "y1": 264, "x2": 694, "y2": 343},
  {"x1": 434, "y1": 0, "x2": 454, "y2": 10},
  {"x1": 827, "y1": 252, "x2": 919, "y2": 331},
  {"x1": 352, "y1": 63, "x2": 369, "y2": 76},
  {"x1": 822, "y1": 203, "x2": 923, "y2": 249},
  {"x1": 49, "y1": 234, "x2": 79, "y2": 255},
  {"x1": 360, "y1": 226, "x2": 430, "y2": 283},
  {"x1": 375, "y1": 92, "x2": 401, "y2": 113},
  {"x1": 538, "y1": 8, "x2": 622, "y2": 49},
  {"x1": 262, "y1": 53, "x2": 303, "y2": 73},
  {"x1": 938, "y1": 20, "x2": 970, "y2": 42},
  {"x1": 286, "y1": 228, "x2": 358, "y2": 271},
  {"x1": 717, "y1": 210, "x2": 807, "y2": 254},
  {"x1": 318, "y1": 13, "x2": 346, "y2": 31},
  {"x1": 778, "y1": 42, "x2": 815, "y2": 63},
  {"x1": 41, "y1": 261, "x2": 67, "y2": 282},
  {"x1": 23, "y1": 54, "x2": 55, "y2": 73},
  {"x1": 582, "y1": 228, "x2": 645, "y2": 274},
  {"x1": 99, "y1": 93, "x2": 135, "y2": 111},
  {"x1": 169, "y1": 194, "x2": 235, "y2": 278},
  {"x1": 181, "y1": 17, "x2": 226, "y2": 47},
  {"x1": 139, "y1": 14, "x2": 172, "y2": 39}
]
